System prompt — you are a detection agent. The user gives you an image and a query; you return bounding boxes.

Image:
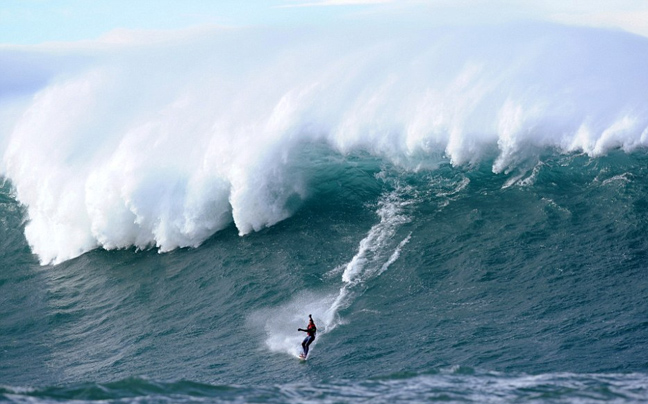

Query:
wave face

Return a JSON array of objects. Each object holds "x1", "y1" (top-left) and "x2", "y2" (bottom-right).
[
  {"x1": 2, "y1": 23, "x2": 648, "y2": 264},
  {"x1": 2, "y1": 22, "x2": 648, "y2": 403},
  {"x1": 2, "y1": 150, "x2": 648, "y2": 402}
]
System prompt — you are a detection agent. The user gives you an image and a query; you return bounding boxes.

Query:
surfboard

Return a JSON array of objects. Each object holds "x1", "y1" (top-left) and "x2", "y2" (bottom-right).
[{"x1": 298, "y1": 354, "x2": 307, "y2": 361}]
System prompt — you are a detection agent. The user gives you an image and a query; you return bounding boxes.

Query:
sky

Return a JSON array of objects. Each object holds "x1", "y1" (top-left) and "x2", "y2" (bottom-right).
[{"x1": 2, "y1": 0, "x2": 648, "y2": 46}]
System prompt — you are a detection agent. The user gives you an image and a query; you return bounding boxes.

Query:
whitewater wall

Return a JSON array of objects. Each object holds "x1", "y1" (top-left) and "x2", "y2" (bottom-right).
[{"x1": 2, "y1": 23, "x2": 648, "y2": 264}]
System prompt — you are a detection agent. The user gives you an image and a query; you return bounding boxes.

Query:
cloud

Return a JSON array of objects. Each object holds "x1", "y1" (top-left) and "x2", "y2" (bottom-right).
[
  {"x1": 94, "y1": 24, "x2": 230, "y2": 46},
  {"x1": 277, "y1": 0, "x2": 648, "y2": 38},
  {"x1": 550, "y1": 10, "x2": 648, "y2": 38},
  {"x1": 0, "y1": 24, "x2": 230, "y2": 54}
]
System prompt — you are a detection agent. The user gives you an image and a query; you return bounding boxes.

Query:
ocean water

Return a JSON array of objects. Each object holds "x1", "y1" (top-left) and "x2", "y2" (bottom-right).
[{"x1": 2, "y1": 23, "x2": 648, "y2": 403}]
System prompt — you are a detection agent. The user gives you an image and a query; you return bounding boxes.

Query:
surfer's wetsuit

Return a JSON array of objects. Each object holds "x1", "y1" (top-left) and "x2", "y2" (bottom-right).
[{"x1": 298, "y1": 317, "x2": 317, "y2": 357}]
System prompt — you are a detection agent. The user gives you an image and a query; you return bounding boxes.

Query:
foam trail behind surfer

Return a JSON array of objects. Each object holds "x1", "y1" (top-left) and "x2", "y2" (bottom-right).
[{"x1": 256, "y1": 176, "x2": 414, "y2": 358}]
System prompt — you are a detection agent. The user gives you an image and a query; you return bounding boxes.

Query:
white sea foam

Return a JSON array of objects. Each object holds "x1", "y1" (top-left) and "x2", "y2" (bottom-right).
[
  {"x1": 251, "y1": 291, "x2": 338, "y2": 358},
  {"x1": 2, "y1": 23, "x2": 648, "y2": 264}
]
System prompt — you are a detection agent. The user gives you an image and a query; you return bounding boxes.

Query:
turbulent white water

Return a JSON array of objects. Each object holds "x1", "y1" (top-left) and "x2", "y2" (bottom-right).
[{"x1": 2, "y1": 23, "x2": 648, "y2": 264}]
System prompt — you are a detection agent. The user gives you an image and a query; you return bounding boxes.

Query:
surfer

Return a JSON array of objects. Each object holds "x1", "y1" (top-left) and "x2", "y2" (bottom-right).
[{"x1": 298, "y1": 314, "x2": 317, "y2": 358}]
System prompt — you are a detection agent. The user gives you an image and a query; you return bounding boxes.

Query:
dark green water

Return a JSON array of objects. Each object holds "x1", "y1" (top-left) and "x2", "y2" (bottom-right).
[{"x1": 1, "y1": 151, "x2": 648, "y2": 402}]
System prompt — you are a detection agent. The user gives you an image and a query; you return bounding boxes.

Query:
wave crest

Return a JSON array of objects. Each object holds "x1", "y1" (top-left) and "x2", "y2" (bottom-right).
[{"x1": 2, "y1": 23, "x2": 648, "y2": 264}]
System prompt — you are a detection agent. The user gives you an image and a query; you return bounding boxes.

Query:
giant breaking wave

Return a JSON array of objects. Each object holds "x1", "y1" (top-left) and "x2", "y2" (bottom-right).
[{"x1": 2, "y1": 23, "x2": 648, "y2": 264}]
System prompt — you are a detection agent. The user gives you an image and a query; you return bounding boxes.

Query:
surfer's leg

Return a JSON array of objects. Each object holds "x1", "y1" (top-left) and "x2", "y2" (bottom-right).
[{"x1": 304, "y1": 336, "x2": 313, "y2": 356}]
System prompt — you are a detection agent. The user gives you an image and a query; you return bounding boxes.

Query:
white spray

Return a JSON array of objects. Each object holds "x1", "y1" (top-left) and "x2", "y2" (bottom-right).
[{"x1": 1, "y1": 23, "x2": 648, "y2": 264}]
